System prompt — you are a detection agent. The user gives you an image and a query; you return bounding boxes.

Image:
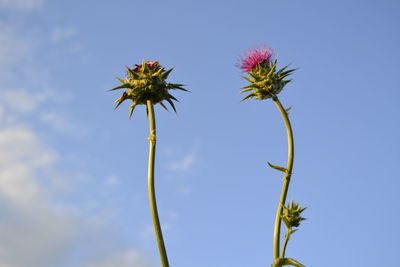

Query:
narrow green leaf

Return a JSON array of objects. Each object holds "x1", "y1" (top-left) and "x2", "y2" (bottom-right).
[
  {"x1": 242, "y1": 84, "x2": 257, "y2": 89},
  {"x1": 142, "y1": 61, "x2": 149, "y2": 74},
  {"x1": 281, "y1": 258, "x2": 305, "y2": 267},
  {"x1": 126, "y1": 66, "x2": 140, "y2": 79},
  {"x1": 128, "y1": 103, "x2": 136, "y2": 118},
  {"x1": 241, "y1": 76, "x2": 255, "y2": 83},
  {"x1": 109, "y1": 83, "x2": 130, "y2": 91},
  {"x1": 170, "y1": 83, "x2": 184, "y2": 87},
  {"x1": 283, "y1": 79, "x2": 292, "y2": 84},
  {"x1": 272, "y1": 257, "x2": 305, "y2": 267},
  {"x1": 167, "y1": 93, "x2": 179, "y2": 102},
  {"x1": 162, "y1": 67, "x2": 174, "y2": 79},
  {"x1": 285, "y1": 106, "x2": 292, "y2": 114},
  {"x1": 115, "y1": 76, "x2": 126, "y2": 83},
  {"x1": 249, "y1": 72, "x2": 258, "y2": 79},
  {"x1": 152, "y1": 67, "x2": 164, "y2": 77},
  {"x1": 267, "y1": 162, "x2": 287, "y2": 173},
  {"x1": 159, "y1": 102, "x2": 169, "y2": 111},
  {"x1": 277, "y1": 65, "x2": 289, "y2": 75},
  {"x1": 169, "y1": 83, "x2": 189, "y2": 91},
  {"x1": 279, "y1": 73, "x2": 293, "y2": 80},
  {"x1": 241, "y1": 93, "x2": 255, "y2": 101},
  {"x1": 268, "y1": 62, "x2": 277, "y2": 76},
  {"x1": 165, "y1": 98, "x2": 177, "y2": 113},
  {"x1": 281, "y1": 69, "x2": 296, "y2": 76},
  {"x1": 290, "y1": 229, "x2": 298, "y2": 235},
  {"x1": 240, "y1": 88, "x2": 253, "y2": 94},
  {"x1": 175, "y1": 86, "x2": 189, "y2": 91},
  {"x1": 114, "y1": 99, "x2": 125, "y2": 110}
]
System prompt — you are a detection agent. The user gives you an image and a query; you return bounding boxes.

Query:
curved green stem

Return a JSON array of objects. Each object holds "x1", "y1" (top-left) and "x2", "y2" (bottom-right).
[
  {"x1": 272, "y1": 96, "x2": 294, "y2": 261},
  {"x1": 147, "y1": 100, "x2": 170, "y2": 267},
  {"x1": 281, "y1": 229, "x2": 291, "y2": 258}
]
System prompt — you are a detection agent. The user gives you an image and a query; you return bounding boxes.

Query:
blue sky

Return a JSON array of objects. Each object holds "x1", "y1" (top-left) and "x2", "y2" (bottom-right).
[{"x1": 0, "y1": 0, "x2": 399, "y2": 266}]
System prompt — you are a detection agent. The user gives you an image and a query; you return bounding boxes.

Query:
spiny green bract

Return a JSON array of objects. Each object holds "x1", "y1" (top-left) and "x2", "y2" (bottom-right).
[
  {"x1": 109, "y1": 61, "x2": 188, "y2": 118},
  {"x1": 240, "y1": 59, "x2": 296, "y2": 101},
  {"x1": 281, "y1": 200, "x2": 306, "y2": 229}
]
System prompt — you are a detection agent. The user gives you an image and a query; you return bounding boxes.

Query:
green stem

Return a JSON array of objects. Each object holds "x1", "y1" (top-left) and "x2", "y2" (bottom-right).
[
  {"x1": 272, "y1": 96, "x2": 294, "y2": 261},
  {"x1": 281, "y1": 229, "x2": 291, "y2": 258},
  {"x1": 147, "y1": 100, "x2": 170, "y2": 267}
]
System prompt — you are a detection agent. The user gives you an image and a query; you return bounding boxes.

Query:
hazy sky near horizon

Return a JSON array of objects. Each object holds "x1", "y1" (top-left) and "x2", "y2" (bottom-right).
[{"x1": 0, "y1": 0, "x2": 400, "y2": 266}]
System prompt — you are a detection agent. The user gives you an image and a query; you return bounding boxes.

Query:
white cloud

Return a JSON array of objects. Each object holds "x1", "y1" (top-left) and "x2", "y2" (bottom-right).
[
  {"x1": 0, "y1": 127, "x2": 56, "y2": 167},
  {"x1": 0, "y1": 23, "x2": 31, "y2": 72},
  {"x1": 0, "y1": 107, "x2": 149, "y2": 267},
  {"x1": 0, "y1": 0, "x2": 43, "y2": 9},
  {"x1": 104, "y1": 174, "x2": 120, "y2": 186},
  {"x1": 38, "y1": 110, "x2": 89, "y2": 137},
  {"x1": 167, "y1": 151, "x2": 196, "y2": 172},
  {"x1": 0, "y1": 106, "x2": 4, "y2": 120},
  {"x1": 51, "y1": 26, "x2": 77, "y2": 43},
  {"x1": 0, "y1": 126, "x2": 78, "y2": 266},
  {"x1": 0, "y1": 17, "x2": 151, "y2": 267},
  {"x1": 0, "y1": 89, "x2": 53, "y2": 114},
  {"x1": 86, "y1": 250, "x2": 153, "y2": 267},
  {"x1": 165, "y1": 139, "x2": 201, "y2": 173},
  {"x1": 38, "y1": 111, "x2": 75, "y2": 131}
]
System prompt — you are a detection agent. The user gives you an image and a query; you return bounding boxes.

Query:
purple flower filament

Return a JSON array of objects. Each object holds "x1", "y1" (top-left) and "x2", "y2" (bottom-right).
[{"x1": 238, "y1": 46, "x2": 273, "y2": 72}]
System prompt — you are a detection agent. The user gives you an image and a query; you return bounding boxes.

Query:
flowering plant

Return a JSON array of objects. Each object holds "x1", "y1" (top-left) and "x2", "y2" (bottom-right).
[
  {"x1": 110, "y1": 60, "x2": 187, "y2": 267},
  {"x1": 238, "y1": 46, "x2": 306, "y2": 267},
  {"x1": 111, "y1": 60, "x2": 187, "y2": 117}
]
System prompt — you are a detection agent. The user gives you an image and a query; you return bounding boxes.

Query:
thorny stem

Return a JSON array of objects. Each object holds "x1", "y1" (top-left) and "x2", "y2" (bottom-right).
[
  {"x1": 147, "y1": 100, "x2": 170, "y2": 267},
  {"x1": 272, "y1": 96, "x2": 294, "y2": 261}
]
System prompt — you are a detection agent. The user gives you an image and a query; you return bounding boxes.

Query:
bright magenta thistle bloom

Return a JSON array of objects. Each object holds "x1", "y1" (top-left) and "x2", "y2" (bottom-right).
[
  {"x1": 238, "y1": 45, "x2": 296, "y2": 101},
  {"x1": 238, "y1": 45, "x2": 273, "y2": 72}
]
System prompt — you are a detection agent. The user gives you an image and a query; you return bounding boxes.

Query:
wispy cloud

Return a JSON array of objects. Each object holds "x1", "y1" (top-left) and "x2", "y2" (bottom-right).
[
  {"x1": 51, "y1": 26, "x2": 78, "y2": 43},
  {"x1": 0, "y1": 89, "x2": 53, "y2": 114},
  {"x1": 162, "y1": 139, "x2": 202, "y2": 196},
  {"x1": 0, "y1": 0, "x2": 43, "y2": 9},
  {"x1": 86, "y1": 250, "x2": 153, "y2": 267},
  {"x1": 39, "y1": 110, "x2": 88, "y2": 137},
  {"x1": 165, "y1": 139, "x2": 201, "y2": 172},
  {"x1": 0, "y1": 124, "x2": 152, "y2": 266},
  {"x1": 39, "y1": 111, "x2": 74, "y2": 131},
  {"x1": 0, "y1": 23, "x2": 31, "y2": 75},
  {"x1": 0, "y1": 125, "x2": 77, "y2": 266},
  {"x1": 0, "y1": 88, "x2": 87, "y2": 136},
  {"x1": 0, "y1": 12, "x2": 151, "y2": 267},
  {"x1": 167, "y1": 151, "x2": 197, "y2": 172},
  {"x1": 104, "y1": 174, "x2": 120, "y2": 186}
]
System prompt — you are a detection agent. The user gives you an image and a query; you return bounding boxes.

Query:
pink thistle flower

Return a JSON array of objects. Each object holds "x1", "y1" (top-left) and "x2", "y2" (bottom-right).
[
  {"x1": 238, "y1": 45, "x2": 273, "y2": 72},
  {"x1": 132, "y1": 61, "x2": 160, "y2": 72}
]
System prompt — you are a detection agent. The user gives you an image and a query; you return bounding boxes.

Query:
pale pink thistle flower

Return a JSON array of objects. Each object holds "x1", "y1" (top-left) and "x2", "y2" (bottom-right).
[{"x1": 238, "y1": 46, "x2": 273, "y2": 72}]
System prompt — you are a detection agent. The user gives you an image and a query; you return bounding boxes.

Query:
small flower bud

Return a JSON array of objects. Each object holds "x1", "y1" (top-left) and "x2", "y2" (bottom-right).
[
  {"x1": 109, "y1": 60, "x2": 188, "y2": 118},
  {"x1": 281, "y1": 200, "x2": 306, "y2": 229}
]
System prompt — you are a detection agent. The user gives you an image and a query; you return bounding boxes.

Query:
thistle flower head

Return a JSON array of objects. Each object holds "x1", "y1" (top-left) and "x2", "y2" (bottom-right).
[
  {"x1": 238, "y1": 45, "x2": 273, "y2": 73},
  {"x1": 281, "y1": 201, "x2": 306, "y2": 229},
  {"x1": 238, "y1": 45, "x2": 296, "y2": 101},
  {"x1": 109, "y1": 60, "x2": 188, "y2": 118}
]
